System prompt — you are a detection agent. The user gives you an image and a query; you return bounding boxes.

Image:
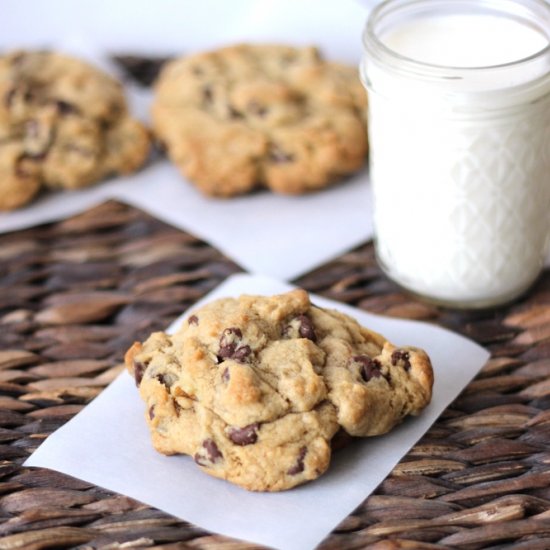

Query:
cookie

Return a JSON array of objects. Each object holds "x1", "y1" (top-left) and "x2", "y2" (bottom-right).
[
  {"x1": 0, "y1": 50, "x2": 151, "y2": 210},
  {"x1": 152, "y1": 44, "x2": 368, "y2": 197},
  {"x1": 125, "y1": 290, "x2": 433, "y2": 492}
]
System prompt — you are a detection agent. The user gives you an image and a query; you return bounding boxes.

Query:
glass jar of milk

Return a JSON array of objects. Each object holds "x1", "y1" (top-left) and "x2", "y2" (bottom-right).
[{"x1": 361, "y1": 0, "x2": 550, "y2": 308}]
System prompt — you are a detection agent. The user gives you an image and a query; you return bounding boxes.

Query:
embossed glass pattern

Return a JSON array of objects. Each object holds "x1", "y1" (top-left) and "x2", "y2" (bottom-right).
[{"x1": 361, "y1": 0, "x2": 550, "y2": 308}]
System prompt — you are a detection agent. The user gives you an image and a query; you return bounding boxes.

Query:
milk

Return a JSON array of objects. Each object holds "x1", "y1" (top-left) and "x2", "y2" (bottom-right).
[
  {"x1": 362, "y1": 0, "x2": 550, "y2": 307},
  {"x1": 382, "y1": 14, "x2": 547, "y2": 68}
]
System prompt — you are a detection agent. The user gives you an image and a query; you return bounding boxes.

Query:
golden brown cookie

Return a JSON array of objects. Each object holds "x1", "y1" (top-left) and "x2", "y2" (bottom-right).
[
  {"x1": 125, "y1": 290, "x2": 433, "y2": 492},
  {"x1": 0, "y1": 50, "x2": 151, "y2": 210},
  {"x1": 152, "y1": 44, "x2": 368, "y2": 197}
]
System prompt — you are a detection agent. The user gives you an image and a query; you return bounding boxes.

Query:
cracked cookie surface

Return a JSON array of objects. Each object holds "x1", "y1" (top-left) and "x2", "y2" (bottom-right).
[
  {"x1": 152, "y1": 44, "x2": 368, "y2": 197},
  {"x1": 125, "y1": 290, "x2": 433, "y2": 491},
  {"x1": 0, "y1": 50, "x2": 151, "y2": 210}
]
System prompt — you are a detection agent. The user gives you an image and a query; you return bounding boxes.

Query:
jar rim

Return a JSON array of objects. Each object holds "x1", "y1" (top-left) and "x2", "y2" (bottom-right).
[{"x1": 363, "y1": 0, "x2": 550, "y2": 78}]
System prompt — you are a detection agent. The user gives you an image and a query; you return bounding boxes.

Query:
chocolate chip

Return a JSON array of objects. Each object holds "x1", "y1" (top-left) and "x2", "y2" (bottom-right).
[
  {"x1": 353, "y1": 355, "x2": 382, "y2": 382},
  {"x1": 219, "y1": 327, "x2": 242, "y2": 354},
  {"x1": 133, "y1": 360, "x2": 147, "y2": 386},
  {"x1": 155, "y1": 373, "x2": 175, "y2": 388},
  {"x1": 297, "y1": 315, "x2": 316, "y2": 341},
  {"x1": 99, "y1": 119, "x2": 112, "y2": 131},
  {"x1": 148, "y1": 405, "x2": 155, "y2": 420},
  {"x1": 284, "y1": 314, "x2": 317, "y2": 342},
  {"x1": 222, "y1": 367, "x2": 230, "y2": 382},
  {"x1": 24, "y1": 89, "x2": 34, "y2": 103},
  {"x1": 287, "y1": 446, "x2": 307, "y2": 475},
  {"x1": 269, "y1": 146, "x2": 295, "y2": 164},
  {"x1": 188, "y1": 315, "x2": 199, "y2": 326},
  {"x1": 228, "y1": 423, "x2": 259, "y2": 446},
  {"x1": 218, "y1": 327, "x2": 250, "y2": 363},
  {"x1": 194, "y1": 438, "x2": 223, "y2": 467},
  {"x1": 232, "y1": 344, "x2": 251, "y2": 362},
  {"x1": 248, "y1": 100, "x2": 268, "y2": 117},
  {"x1": 202, "y1": 85, "x2": 213, "y2": 104},
  {"x1": 218, "y1": 332, "x2": 239, "y2": 360},
  {"x1": 204, "y1": 439, "x2": 222, "y2": 460},
  {"x1": 228, "y1": 106, "x2": 244, "y2": 119},
  {"x1": 391, "y1": 350, "x2": 411, "y2": 371},
  {"x1": 56, "y1": 100, "x2": 78, "y2": 115}
]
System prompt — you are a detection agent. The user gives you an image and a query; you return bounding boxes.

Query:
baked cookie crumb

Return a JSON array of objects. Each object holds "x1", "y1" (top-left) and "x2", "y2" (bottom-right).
[
  {"x1": 125, "y1": 290, "x2": 434, "y2": 492},
  {"x1": 152, "y1": 44, "x2": 368, "y2": 197},
  {"x1": 0, "y1": 50, "x2": 150, "y2": 210}
]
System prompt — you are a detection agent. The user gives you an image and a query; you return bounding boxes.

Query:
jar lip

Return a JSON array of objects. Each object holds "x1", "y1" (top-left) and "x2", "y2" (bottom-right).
[{"x1": 363, "y1": 0, "x2": 550, "y2": 77}]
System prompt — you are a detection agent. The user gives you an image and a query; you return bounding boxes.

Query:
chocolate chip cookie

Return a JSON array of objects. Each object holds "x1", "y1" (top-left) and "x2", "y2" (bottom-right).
[
  {"x1": 125, "y1": 290, "x2": 433, "y2": 492},
  {"x1": 152, "y1": 44, "x2": 368, "y2": 197},
  {"x1": 0, "y1": 50, "x2": 151, "y2": 210}
]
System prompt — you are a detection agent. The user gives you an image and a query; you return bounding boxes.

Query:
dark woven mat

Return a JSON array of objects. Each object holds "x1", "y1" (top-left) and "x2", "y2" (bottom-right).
[{"x1": 0, "y1": 200, "x2": 549, "y2": 550}]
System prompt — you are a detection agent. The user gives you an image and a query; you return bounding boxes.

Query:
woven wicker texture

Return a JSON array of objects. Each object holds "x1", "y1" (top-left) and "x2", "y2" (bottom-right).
[{"x1": 0, "y1": 201, "x2": 549, "y2": 550}]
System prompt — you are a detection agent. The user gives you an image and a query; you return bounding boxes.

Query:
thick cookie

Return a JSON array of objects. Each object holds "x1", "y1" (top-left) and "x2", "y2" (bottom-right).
[
  {"x1": 125, "y1": 290, "x2": 433, "y2": 492},
  {"x1": 152, "y1": 44, "x2": 368, "y2": 197},
  {"x1": 0, "y1": 50, "x2": 151, "y2": 210}
]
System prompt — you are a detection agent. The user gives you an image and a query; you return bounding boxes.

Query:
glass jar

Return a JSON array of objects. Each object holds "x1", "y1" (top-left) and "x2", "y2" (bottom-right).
[{"x1": 361, "y1": 0, "x2": 550, "y2": 308}]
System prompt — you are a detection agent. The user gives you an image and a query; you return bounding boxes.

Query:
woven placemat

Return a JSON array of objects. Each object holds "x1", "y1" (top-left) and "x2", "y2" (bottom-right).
[{"x1": 0, "y1": 200, "x2": 549, "y2": 550}]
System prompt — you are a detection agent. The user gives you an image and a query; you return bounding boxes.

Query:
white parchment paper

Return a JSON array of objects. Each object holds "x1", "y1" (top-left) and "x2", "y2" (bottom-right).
[
  {"x1": 25, "y1": 273, "x2": 490, "y2": 550},
  {"x1": 0, "y1": 0, "x2": 377, "y2": 280}
]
